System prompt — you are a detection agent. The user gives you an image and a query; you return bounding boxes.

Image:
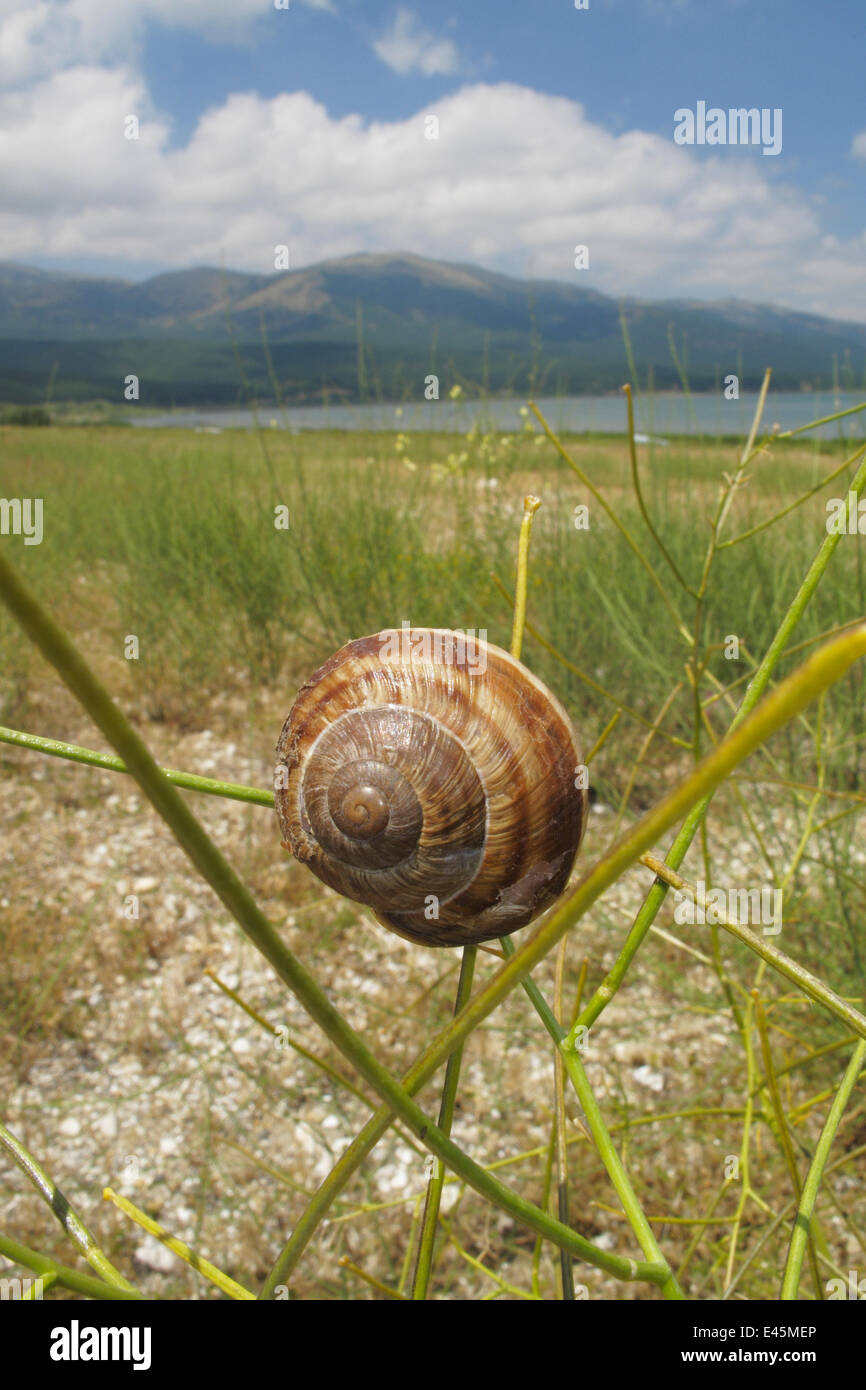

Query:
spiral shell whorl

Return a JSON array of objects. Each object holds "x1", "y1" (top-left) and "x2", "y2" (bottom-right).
[{"x1": 275, "y1": 629, "x2": 587, "y2": 947}]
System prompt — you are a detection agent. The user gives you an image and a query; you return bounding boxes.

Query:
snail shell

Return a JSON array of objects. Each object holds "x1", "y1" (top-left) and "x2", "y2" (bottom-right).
[{"x1": 274, "y1": 628, "x2": 587, "y2": 947}]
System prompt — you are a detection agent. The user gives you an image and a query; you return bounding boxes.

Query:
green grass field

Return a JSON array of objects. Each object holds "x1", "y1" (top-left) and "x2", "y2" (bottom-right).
[{"x1": 2, "y1": 417, "x2": 864, "y2": 767}]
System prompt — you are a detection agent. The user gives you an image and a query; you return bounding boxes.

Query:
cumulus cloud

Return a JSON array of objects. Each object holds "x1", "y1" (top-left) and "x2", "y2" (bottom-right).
[
  {"x1": 0, "y1": 10, "x2": 864, "y2": 321},
  {"x1": 373, "y1": 7, "x2": 462, "y2": 77},
  {"x1": 851, "y1": 131, "x2": 866, "y2": 160},
  {"x1": 0, "y1": 0, "x2": 332, "y2": 85}
]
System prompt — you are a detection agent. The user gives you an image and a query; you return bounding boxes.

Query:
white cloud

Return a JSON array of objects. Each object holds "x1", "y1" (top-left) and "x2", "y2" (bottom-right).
[
  {"x1": 0, "y1": 0, "x2": 332, "y2": 85},
  {"x1": 0, "y1": 56, "x2": 864, "y2": 321},
  {"x1": 373, "y1": 7, "x2": 462, "y2": 77},
  {"x1": 851, "y1": 131, "x2": 866, "y2": 160}
]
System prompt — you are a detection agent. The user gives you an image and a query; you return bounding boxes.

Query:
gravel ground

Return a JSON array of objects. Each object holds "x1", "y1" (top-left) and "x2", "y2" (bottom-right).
[{"x1": 2, "y1": 689, "x2": 864, "y2": 1300}]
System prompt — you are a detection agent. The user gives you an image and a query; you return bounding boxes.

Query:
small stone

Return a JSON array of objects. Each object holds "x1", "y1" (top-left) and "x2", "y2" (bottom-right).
[
  {"x1": 133, "y1": 877, "x2": 159, "y2": 894},
  {"x1": 633, "y1": 1064, "x2": 665, "y2": 1093},
  {"x1": 96, "y1": 1112, "x2": 118, "y2": 1140},
  {"x1": 134, "y1": 1236, "x2": 175, "y2": 1273}
]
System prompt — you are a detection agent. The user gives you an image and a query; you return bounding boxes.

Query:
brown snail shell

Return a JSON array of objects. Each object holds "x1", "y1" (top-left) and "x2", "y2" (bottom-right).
[{"x1": 274, "y1": 628, "x2": 588, "y2": 947}]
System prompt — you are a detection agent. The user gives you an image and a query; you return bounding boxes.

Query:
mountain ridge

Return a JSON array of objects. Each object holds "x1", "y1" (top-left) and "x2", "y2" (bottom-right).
[{"x1": 1, "y1": 253, "x2": 863, "y2": 405}]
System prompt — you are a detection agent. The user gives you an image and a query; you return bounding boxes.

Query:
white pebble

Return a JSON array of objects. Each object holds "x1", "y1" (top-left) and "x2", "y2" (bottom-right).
[
  {"x1": 132, "y1": 877, "x2": 159, "y2": 894},
  {"x1": 134, "y1": 1236, "x2": 175, "y2": 1273}
]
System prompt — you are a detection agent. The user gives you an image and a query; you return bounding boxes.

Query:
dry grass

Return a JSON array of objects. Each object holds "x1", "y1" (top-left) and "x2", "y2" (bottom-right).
[{"x1": 1, "y1": 423, "x2": 865, "y2": 1299}]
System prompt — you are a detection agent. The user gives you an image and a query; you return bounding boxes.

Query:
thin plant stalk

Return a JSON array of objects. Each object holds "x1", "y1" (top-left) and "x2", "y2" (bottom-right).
[
  {"x1": 753, "y1": 994, "x2": 824, "y2": 1299},
  {"x1": 0, "y1": 724, "x2": 273, "y2": 807},
  {"x1": 508, "y1": 495, "x2": 681, "y2": 1297},
  {"x1": 623, "y1": 382, "x2": 696, "y2": 597},
  {"x1": 781, "y1": 1039, "x2": 866, "y2": 1300},
  {"x1": 205, "y1": 970, "x2": 391, "y2": 1114},
  {"x1": 558, "y1": 1043, "x2": 684, "y2": 1301},
  {"x1": 103, "y1": 1189, "x2": 255, "y2": 1300},
  {"x1": 490, "y1": 575, "x2": 690, "y2": 749},
  {"x1": 339, "y1": 1256, "x2": 407, "y2": 1300},
  {"x1": 718, "y1": 441, "x2": 866, "y2": 550},
  {"x1": 570, "y1": 441, "x2": 866, "y2": 1039},
  {"x1": 529, "y1": 401, "x2": 692, "y2": 645},
  {"x1": 0, "y1": 1121, "x2": 138, "y2": 1293},
  {"x1": 775, "y1": 399, "x2": 866, "y2": 439},
  {"x1": 553, "y1": 939, "x2": 574, "y2": 1300},
  {"x1": 509, "y1": 493, "x2": 541, "y2": 661},
  {"x1": 413, "y1": 492, "x2": 539, "y2": 1299},
  {"x1": 638, "y1": 854, "x2": 866, "y2": 1041},
  {"x1": 0, "y1": 1233, "x2": 143, "y2": 1302},
  {"x1": 410, "y1": 945, "x2": 477, "y2": 1299}
]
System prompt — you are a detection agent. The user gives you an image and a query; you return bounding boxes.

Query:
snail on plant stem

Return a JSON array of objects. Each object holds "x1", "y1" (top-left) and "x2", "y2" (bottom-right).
[{"x1": 275, "y1": 625, "x2": 587, "y2": 947}]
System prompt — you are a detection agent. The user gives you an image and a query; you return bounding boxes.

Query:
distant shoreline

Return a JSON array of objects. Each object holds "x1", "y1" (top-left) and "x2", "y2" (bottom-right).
[{"x1": 109, "y1": 389, "x2": 865, "y2": 442}]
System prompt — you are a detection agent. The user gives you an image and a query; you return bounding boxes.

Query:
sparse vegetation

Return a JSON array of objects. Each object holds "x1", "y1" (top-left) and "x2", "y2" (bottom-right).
[{"x1": 1, "y1": 404, "x2": 865, "y2": 1300}]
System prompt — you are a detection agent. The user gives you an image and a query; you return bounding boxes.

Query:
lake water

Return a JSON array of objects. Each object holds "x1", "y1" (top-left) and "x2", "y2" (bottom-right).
[{"x1": 128, "y1": 391, "x2": 866, "y2": 441}]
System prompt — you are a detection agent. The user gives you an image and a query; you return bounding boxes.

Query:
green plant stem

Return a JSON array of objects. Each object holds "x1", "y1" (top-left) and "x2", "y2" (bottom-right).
[
  {"x1": 0, "y1": 1232, "x2": 143, "y2": 1300},
  {"x1": 618, "y1": 304, "x2": 641, "y2": 398},
  {"x1": 529, "y1": 401, "x2": 693, "y2": 645},
  {"x1": 781, "y1": 1039, "x2": 866, "y2": 1299},
  {"x1": 340, "y1": 1255, "x2": 407, "y2": 1300},
  {"x1": 0, "y1": 724, "x2": 273, "y2": 807},
  {"x1": 666, "y1": 323, "x2": 698, "y2": 434},
  {"x1": 570, "y1": 442, "x2": 866, "y2": 1039},
  {"x1": 724, "y1": 1141, "x2": 866, "y2": 1300},
  {"x1": 411, "y1": 945, "x2": 477, "y2": 1299},
  {"x1": 0, "y1": 544, "x2": 672, "y2": 1297},
  {"x1": 499, "y1": 937, "x2": 564, "y2": 1041},
  {"x1": 724, "y1": 992, "x2": 759, "y2": 1288},
  {"x1": 205, "y1": 969, "x2": 390, "y2": 1114},
  {"x1": 509, "y1": 493, "x2": 540, "y2": 660},
  {"x1": 623, "y1": 383, "x2": 696, "y2": 597},
  {"x1": 413, "y1": 492, "x2": 542, "y2": 1299},
  {"x1": 775, "y1": 399, "x2": 866, "y2": 438},
  {"x1": 263, "y1": 627, "x2": 866, "y2": 1291},
  {"x1": 509, "y1": 490, "x2": 678, "y2": 1295},
  {"x1": 264, "y1": 942, "x2": 577, "y2": 1295},
  {"x1": 103, "y1": 1188, "x2": 254, "y2": 1300},
  {"x1": 491, "y1": 575, "x2": 690, "y2": 749},
  {"x1": 0, "y1": 1121, "x2": 137, "y2": 1292},
  {"x1": 753, "y1": 994, "x2": 824, "y2": 1299},
  {"x1": 718, "y1": 442, "x2": 866, "y2": 549},
  {"x1": 552, "y1": 940, "x2": 574, "y2": 1299},
  {"x1": 558, "y1": 1045, "x2": 683, "y2": 1299},
  {"x1": 506, "y1": 848, "x2": 684, "y2": 1292},
  {"x1": 638, "y1": 854, "x2": 866, "y2": 1041}
]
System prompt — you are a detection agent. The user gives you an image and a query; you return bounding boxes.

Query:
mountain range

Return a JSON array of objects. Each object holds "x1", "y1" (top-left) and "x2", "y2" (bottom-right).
[{"x1": 1, "y1": 252, "x2": 864, "y2": 407}]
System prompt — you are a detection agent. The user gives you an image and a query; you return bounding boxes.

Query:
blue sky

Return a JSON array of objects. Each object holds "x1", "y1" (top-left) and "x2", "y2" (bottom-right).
[{"x1": 2, "y1": 0, "x2": 865, "y2": 318}]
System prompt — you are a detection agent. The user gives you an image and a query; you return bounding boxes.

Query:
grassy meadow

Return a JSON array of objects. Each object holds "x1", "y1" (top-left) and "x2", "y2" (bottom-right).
[
  {"x1": 3, "y1": 416, "x2": 865, "y2": 792},
  {"x1": 1, "y1": 410, "x2": 866, "y2": 1299}
]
